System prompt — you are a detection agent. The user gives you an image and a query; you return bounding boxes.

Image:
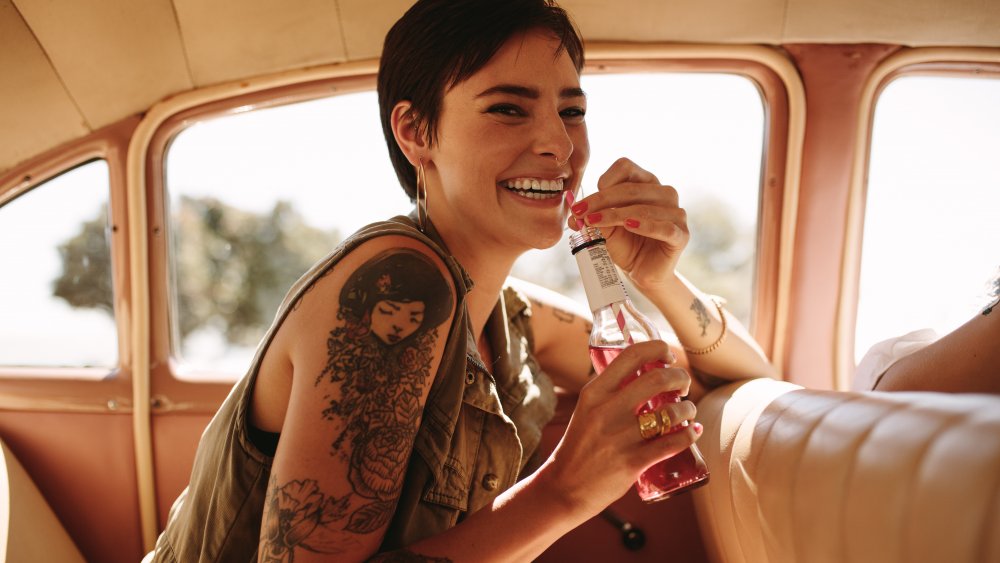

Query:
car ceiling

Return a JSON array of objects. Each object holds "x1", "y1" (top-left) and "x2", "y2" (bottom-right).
[{"x1": 2, "y1": 0, "x2": 999, "y2": 177}]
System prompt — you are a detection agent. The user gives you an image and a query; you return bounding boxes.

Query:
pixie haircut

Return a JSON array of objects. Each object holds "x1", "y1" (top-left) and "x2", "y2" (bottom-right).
[{"x1": 377, "y1": 0, "x2": 584, "y2": 200}]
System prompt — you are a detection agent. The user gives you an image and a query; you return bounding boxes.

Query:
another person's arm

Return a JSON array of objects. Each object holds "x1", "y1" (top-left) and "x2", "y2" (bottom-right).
[{"x1": 875, "y1": 302, "x2": 1000, "y2": 393}]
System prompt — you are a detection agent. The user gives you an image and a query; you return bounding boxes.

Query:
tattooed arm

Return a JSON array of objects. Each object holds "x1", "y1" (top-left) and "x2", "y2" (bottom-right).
[
  {"x1": 632, "y1": 272, "x2": 779, "y2": 400},
  {"x1": 251, "y1": 237, "x2": 457, "y2": 562}
]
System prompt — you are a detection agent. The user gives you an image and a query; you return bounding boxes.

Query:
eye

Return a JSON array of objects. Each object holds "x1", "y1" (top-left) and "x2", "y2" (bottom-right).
[
  {"x1": 560, "y1": 106, "x2": 586, "y2": 122},
  {"x1": 377, "y1": 306, "x2": 392, "y2": 315},
  {"x1": 486, "y1": 104, "x2": 527, "y2": 118}
]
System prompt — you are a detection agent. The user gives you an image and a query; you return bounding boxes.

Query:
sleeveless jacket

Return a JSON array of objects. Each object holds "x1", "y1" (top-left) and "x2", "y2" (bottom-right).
[{"x1": 149, "y1": 215, "x2": 557, "y2": 561}]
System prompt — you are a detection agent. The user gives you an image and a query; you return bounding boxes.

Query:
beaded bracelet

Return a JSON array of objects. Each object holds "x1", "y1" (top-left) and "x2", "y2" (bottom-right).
[{"x1": 683, "y1": 297, "x2": 727, "y2": 355}]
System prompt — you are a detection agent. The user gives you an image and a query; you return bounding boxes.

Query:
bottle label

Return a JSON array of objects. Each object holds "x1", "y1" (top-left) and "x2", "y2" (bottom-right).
[{"x1": 575, "y1": 244, "x2": 627, "y2": 311}]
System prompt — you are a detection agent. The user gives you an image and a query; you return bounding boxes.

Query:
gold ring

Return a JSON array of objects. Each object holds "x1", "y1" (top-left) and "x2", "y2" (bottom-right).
[
  {"x1": 657, "y1": 408, "x2": 672, "y2": 435},
  {"x1": 638, "y1": 411, "x2": 660, "y2": 440}
]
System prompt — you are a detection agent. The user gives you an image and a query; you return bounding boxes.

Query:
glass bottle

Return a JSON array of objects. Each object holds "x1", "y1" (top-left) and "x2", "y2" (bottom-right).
[{"x1": 569, "y1": 226, "x2": 710, "y2": 502}]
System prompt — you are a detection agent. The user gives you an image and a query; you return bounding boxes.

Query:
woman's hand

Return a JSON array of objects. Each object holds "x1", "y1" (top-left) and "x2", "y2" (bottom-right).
[
  {"x1": 539, "y1": 340, "x2": 702, "y2": 516},
  {"x1": 568, "y1": 158, "x2": 688, "y2": 291}
]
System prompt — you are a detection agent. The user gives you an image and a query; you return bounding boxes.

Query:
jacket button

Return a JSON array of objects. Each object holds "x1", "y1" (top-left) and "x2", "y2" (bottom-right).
[
  {"x1": 482, "y1": 473, "x2": 500, "y2": 491},
  {"x1": 466, "y1": 371, "x2": 476, "y2": 385}
]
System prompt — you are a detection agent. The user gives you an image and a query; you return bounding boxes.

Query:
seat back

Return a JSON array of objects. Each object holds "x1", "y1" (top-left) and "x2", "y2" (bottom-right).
[{"x1": 693, "y1": 378, "x2": 1000, "y2": 563}]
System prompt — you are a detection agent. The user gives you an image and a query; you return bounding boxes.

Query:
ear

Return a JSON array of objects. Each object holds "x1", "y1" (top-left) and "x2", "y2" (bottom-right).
[{"x1": 390, "y1": 101, "x2": 428, "y2": 166}]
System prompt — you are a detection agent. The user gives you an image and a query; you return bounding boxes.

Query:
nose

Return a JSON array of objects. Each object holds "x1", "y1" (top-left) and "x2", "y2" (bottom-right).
[{"x1": 535, "y1": 111, "x2": 573, "y2": 166}]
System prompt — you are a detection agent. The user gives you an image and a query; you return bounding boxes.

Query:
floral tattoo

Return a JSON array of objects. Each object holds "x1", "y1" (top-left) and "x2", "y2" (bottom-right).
[{"x1": 261, "y1": 249, "x2": 453, "y2": 561}]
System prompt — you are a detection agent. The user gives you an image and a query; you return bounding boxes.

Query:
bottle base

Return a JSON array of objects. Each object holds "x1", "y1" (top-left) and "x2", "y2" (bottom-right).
[{"x1": 639, "y1": 473, "x2": 710, "y2": 504}]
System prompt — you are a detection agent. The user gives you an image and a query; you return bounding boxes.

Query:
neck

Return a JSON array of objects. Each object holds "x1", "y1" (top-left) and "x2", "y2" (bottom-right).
[{"x1": 435, "y1": 222, "x2": 521, "y2": 339}]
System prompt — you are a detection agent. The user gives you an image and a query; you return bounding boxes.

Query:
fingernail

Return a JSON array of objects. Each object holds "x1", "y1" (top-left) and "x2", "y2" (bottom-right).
[
  {"x1": 625, "y1": 218, "x2": 640, "y2": 229},
  {"x1": 574, "y1": 217, "x2": 582, "y2": 230},
  {"x1": 585, "y1": 212, "x2": 602, "y2": 224},
  {"x1": 563, "y1": 190, "x2": 575, "y2": 207},
  {"x1": 693, "y1": 422, "x2": 704, "y2": 435},
  {"x1": 571, "y1": 202, "x2": 588, "y2": 215}
]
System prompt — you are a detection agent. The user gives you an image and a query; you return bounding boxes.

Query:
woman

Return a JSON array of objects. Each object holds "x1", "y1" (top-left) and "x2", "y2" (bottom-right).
[{"x1": 148, "y1": 0, "x2": 777, "y2": 561}]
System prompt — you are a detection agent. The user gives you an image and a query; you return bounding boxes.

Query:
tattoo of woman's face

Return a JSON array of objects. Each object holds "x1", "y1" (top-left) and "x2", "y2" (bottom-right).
[{"x1": 371, "y1": 299, "x2": 426, "y2": 344}]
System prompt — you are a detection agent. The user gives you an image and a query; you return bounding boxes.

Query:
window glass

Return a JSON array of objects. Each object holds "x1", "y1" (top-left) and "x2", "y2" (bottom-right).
[
  {"x1": 0, "y1": 160, "x2": 117, "y2": 372},
  {"x1": 165, "y1": 92, "x2": 411, "y2": 377},
  {"x1": 166, "y1": 72, "x2": 765, "y2": 378},
  {"x1": 855, "y1": 75, "x2": 1000, "y2": 362}
]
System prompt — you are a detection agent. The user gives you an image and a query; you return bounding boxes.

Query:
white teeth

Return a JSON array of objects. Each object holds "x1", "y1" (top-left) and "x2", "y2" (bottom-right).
[{"x1": 503, "y1": 178, "x2": 564, "y2": 193}]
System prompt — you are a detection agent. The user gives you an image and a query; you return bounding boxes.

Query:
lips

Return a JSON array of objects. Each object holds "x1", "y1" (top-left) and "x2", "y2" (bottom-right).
[{"x1": 501, "y1": 177, "x2": 564, "y2": 200}]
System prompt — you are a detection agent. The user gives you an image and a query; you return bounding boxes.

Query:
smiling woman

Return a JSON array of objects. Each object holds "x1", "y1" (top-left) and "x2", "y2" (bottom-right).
[{"x1": 145, "y1": 0, "x2": 774, "y2": 561}]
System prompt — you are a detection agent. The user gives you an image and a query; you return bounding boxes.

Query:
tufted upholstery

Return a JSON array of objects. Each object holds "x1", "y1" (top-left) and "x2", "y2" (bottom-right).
[{"x1": 692, "y1": 378, "x2": 1000, "y2": 563}]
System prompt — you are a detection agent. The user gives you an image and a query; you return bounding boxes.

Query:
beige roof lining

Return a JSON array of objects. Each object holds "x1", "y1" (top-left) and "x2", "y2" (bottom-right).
[{"x1": 2, "y1": 0, "x2": 999, "y2": 175}]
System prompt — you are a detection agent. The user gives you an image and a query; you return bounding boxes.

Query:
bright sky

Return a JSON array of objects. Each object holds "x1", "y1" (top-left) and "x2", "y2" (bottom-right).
[{"x1": 2, "y1": 72, "x2": 997, "y2": 375}]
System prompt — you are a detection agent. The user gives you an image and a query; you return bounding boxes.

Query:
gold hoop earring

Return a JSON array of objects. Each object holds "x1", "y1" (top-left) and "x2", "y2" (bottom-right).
[{"x1": 416, "y1": 159, "x2": 428, "y2": 232}]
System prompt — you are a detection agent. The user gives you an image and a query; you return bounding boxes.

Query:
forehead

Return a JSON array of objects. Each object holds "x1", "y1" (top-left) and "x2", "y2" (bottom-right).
[
  {"x1": 380, "y1": 299, "x2": 425, "y2": 311},
  {"x1": 453, "y1": 30, "x2": 580, "y2": 91}
]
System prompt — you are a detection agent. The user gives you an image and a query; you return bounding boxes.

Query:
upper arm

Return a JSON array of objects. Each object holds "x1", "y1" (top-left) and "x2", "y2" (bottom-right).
[
  {"x1": 259, "y1": 236, "x2": 457, "y2": 561},
  {"x1": 877, "y1": 310, "x2": 1000, "y2": 393},
  {"x1": 506, "y1": 277, "x2": 594, "y2": 392}
]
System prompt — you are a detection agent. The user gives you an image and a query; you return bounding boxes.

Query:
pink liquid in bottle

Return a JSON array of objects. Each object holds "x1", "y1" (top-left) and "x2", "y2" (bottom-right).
[{"x1": 590, "y1": 345, "x2": 710, "y2": 502}]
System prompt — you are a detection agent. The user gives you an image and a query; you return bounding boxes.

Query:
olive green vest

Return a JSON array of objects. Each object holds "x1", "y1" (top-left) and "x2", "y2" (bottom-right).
[{"x1": 148, "y1": 215, "x2": 556, "y2": 561}]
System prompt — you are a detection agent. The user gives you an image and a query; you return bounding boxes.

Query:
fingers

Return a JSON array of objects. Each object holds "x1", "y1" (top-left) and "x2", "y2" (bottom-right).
[
  {"x1": 567, "y1": 157, "x2": 685, "y2": 235},
  {"x1": 581, "y1": 340, "x2": 675, "y2": 397},
  {"x1": 632, "y1": 422, "x2": 704, "y2": 468},
  {"x1": 597, "y1": 157, "x2": 660, "y2": 190}
]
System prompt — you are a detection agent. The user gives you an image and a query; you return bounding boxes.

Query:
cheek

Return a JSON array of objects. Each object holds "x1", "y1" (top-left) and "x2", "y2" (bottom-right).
[{"x1": 572, "y1": 126, "x2": 590, "y2": 163}]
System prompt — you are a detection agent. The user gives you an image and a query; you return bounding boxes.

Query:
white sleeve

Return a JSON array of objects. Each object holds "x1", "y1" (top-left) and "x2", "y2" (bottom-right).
[{"x1": 851, "y1": 329, "x2": 939, "y2": 391}]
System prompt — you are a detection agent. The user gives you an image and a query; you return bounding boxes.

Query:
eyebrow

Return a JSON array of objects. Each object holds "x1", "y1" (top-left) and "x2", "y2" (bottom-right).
[{"x1": 476, "y1": 84, "x2": 586, "y2": 100}]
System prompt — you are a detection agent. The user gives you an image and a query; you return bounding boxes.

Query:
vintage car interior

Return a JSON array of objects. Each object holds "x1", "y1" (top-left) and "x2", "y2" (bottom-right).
[{"x1": 1, "y1": 0, "x2": 998, "y2": 561}]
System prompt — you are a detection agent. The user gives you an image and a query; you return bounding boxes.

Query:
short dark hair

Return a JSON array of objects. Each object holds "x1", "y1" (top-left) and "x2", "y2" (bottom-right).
[{"x1": 377, "y1": 0, "x2": 584, "y2": 200}]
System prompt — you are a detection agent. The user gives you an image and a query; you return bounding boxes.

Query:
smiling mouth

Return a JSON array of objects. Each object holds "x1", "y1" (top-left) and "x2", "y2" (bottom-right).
[{"x1": 502, "y1": 178, "x2": 565, "y2": 200}]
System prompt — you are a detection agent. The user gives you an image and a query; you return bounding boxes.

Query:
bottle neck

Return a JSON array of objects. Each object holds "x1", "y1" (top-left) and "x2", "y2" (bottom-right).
[{"x1": 570, "y1": 227, "x2": 629, "y2": 312}]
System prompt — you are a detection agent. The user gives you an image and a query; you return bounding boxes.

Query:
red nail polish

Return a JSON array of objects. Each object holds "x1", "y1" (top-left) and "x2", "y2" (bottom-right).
[
  {"x1": 625, "y1": 218, "x2": 640, "y2": 229},
  {"x1": 571, "y1": 202, "x2": 588, "y2": 215},
  {"x1": 586, "y1": 212, "x2": 602, "y2": 224},
  {"x1": 693, "y1": 422, "x2": 704, "y2": 434}
]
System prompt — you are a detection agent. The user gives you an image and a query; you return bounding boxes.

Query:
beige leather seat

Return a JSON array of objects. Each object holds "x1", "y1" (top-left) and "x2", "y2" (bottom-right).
[
  {"x1": 693, "y1": 378, "x2": 1000, "y2": 563},
  {"x1": 0, "y1": 440, "x2": 84, "y2": 563}
]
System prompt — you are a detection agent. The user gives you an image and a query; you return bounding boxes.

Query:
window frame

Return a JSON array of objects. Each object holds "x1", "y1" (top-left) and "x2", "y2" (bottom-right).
[
  {"x1": 0, "y1": 117, "x2": 137, "y2": 410},
  {"x1": 835, "y1": 48, "x2": 1000, "y2": 389}
]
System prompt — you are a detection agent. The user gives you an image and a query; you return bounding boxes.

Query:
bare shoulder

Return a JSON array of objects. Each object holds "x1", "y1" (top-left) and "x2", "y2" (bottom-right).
[{"x1": 506, "y1": 276, "x2": 589, "y2": 323}]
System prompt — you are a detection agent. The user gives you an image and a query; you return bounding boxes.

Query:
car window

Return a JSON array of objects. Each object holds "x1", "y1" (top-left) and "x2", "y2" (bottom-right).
[
  {"x1": 0, "y1": 160, "x2": 117, "y2": 372},
  {"x1": 855, "y1": 75, "x2": 1000, "y2": 362}
]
